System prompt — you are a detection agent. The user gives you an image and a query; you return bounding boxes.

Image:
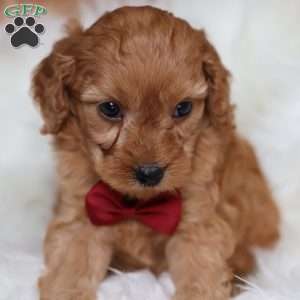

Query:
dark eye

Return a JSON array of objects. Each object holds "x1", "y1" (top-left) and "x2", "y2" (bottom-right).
[
  {"x1": 97, "y1": 101, "x2": 122, "y2": 120},
  {"x1": 173, "y1": 100, "x2": 193, "y2": 118}
]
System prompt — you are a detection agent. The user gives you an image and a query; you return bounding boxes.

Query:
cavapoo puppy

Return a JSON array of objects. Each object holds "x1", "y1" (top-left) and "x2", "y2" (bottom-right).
[{"x1": 32, "y1": 6, "x2": 280, "y2": 300}]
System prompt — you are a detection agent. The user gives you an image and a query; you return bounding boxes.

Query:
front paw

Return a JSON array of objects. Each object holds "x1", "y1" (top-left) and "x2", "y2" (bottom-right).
[
  {"x1": 172, "y1": 288, "x2": 208, "y2": 300},
  {"x1": 172, "y1": 284, "x2": 231, "y2": 300},
  {"x1": 39, "y1": 274, "x2": 96, "y2": 300}
]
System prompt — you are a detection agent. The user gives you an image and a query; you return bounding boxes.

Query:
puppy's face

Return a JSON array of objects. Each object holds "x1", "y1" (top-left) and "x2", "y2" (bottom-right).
[
  {"x1": 33, "y1": 7, "x2": 231, "y2": 199},
  {"x1": 76, "y1": 50, "x2": 207, "y2": 198}
]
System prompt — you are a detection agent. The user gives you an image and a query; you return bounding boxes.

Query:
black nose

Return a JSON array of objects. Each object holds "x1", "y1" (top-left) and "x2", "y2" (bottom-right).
[{"x1": 135, "y1": 164, "x2": 164, "y2": 186}]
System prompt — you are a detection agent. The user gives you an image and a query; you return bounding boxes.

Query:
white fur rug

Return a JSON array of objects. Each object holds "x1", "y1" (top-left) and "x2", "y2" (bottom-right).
[{"x1": 1, "y1": 1, "x2": 300, "y2": 299}]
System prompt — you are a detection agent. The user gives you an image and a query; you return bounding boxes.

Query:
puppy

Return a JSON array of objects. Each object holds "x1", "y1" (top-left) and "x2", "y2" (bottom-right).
[{"x1": 32, "y1": 6, "x2": 280, "y2": 300}]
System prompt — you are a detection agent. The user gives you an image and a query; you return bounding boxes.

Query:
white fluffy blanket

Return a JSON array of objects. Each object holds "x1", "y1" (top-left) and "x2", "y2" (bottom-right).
[{"x1": 1, "y1": 1, "x2": 300, "y2": 299}]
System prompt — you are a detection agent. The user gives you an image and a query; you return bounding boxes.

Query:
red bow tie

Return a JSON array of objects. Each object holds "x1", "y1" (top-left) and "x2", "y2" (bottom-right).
[{"x1": 85, "y1": 181, "x2": 182, "y2": 235}]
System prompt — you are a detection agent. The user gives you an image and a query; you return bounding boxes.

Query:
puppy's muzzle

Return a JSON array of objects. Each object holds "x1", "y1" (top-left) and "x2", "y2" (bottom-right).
[{"x1": 135, "y1": 164, "x2": 164, "y2": 187}]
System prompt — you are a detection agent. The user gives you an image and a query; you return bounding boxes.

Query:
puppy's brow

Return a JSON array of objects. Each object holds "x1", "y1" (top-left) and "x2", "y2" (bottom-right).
[{"x1": 81, "y1": 85, "x2": 106, "y2": 102}]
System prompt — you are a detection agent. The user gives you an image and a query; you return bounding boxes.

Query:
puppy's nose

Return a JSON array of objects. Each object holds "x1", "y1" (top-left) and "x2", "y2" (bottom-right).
[{"x1": 135, "y1": 164, "x2": 164, "y2": 187}]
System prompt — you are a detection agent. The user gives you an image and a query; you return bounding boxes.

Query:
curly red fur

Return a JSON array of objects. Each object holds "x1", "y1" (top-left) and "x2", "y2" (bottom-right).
[{"x1": 32, "y1": 6, "x2": 279, "y2": 300}]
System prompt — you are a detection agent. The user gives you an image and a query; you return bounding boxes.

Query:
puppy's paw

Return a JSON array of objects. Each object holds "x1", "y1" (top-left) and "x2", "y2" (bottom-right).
[
  {"x1": 172, "y1": 288, "x2": 206, "y2": 300},
  {"x1": 39, "y1": 274, "x2": 96, "y2": 300},
  {"x1": 172, "y1": 284, "x2": 231, "y2": 300}
]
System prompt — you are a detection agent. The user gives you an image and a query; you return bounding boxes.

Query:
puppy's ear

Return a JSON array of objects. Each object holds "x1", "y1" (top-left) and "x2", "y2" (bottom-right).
[
  {"x1": 32, "y1": 51, "x2": 74, "y2": 134},
  {"x1": 32, "y1": 21, "x2": 82, "y2": 134},
  {"x1": 201, "y1": 31, "x2": 234, "y2": 132}
]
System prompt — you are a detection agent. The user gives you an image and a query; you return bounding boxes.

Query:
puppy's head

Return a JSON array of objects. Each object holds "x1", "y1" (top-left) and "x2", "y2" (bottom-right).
[{"x1": 32, "y1": 6, "x2": 233, "y2": 199}]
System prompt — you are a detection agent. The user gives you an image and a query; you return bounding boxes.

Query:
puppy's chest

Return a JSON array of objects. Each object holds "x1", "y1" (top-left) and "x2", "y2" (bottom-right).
[{"x1": 112, "y1": 222, "x2": 168, "y2": 273}]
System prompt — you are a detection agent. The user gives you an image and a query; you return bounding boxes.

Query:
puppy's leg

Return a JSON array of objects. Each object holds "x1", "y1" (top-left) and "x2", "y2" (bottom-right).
[
  {"x1": 39, "y1": 217, "x2": 112, "y2": 300},
  {"x1": 221, "y1": 137, "x2": 280, "y2": 274},
  {"x1": 167, "y1": 214, "x2": 235, "y2": 300}
]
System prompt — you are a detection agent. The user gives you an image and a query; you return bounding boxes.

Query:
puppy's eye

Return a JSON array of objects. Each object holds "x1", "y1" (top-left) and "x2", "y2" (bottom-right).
[
  {"x1": 97, "y1": 101, "x2": 122, "y2": 120},
  {"x1": 173, "y1": 100, "x2": 193, "y2": 118}
]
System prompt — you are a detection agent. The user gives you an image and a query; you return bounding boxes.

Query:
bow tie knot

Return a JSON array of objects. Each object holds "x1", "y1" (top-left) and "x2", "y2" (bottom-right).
[
  {"x1": 85, "y1": 181, "x2": 182, "y2": 235},
  {"x1": 121, "y1": 207, "x2": 136, "y2": 218}
]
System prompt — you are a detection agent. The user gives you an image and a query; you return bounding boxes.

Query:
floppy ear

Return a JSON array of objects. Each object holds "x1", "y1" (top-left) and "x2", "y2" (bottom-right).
[
  {"x1": 201, "y1": 32, "x2": 234, "y2": 132},
  {"x1": 32, "y1": 46, "x2": 75, "y2": 135},
  {"x1": 32, "y1": 20, "x2": 83, "y2": 135}
]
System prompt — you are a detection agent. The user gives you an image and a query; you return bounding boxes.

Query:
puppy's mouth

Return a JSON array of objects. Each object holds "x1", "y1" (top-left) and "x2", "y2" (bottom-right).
[
  {"x1": 101, "y1": 164, "x2": 170, "y2": 201},
  {"x1": 122, "y1": 194, "x2": 139, "y2": 207}
]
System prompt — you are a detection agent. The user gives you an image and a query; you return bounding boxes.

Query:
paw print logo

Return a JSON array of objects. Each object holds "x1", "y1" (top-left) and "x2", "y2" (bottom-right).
[{"x1": 5, "y1": 16, "x2": 44, "y2": 48}]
